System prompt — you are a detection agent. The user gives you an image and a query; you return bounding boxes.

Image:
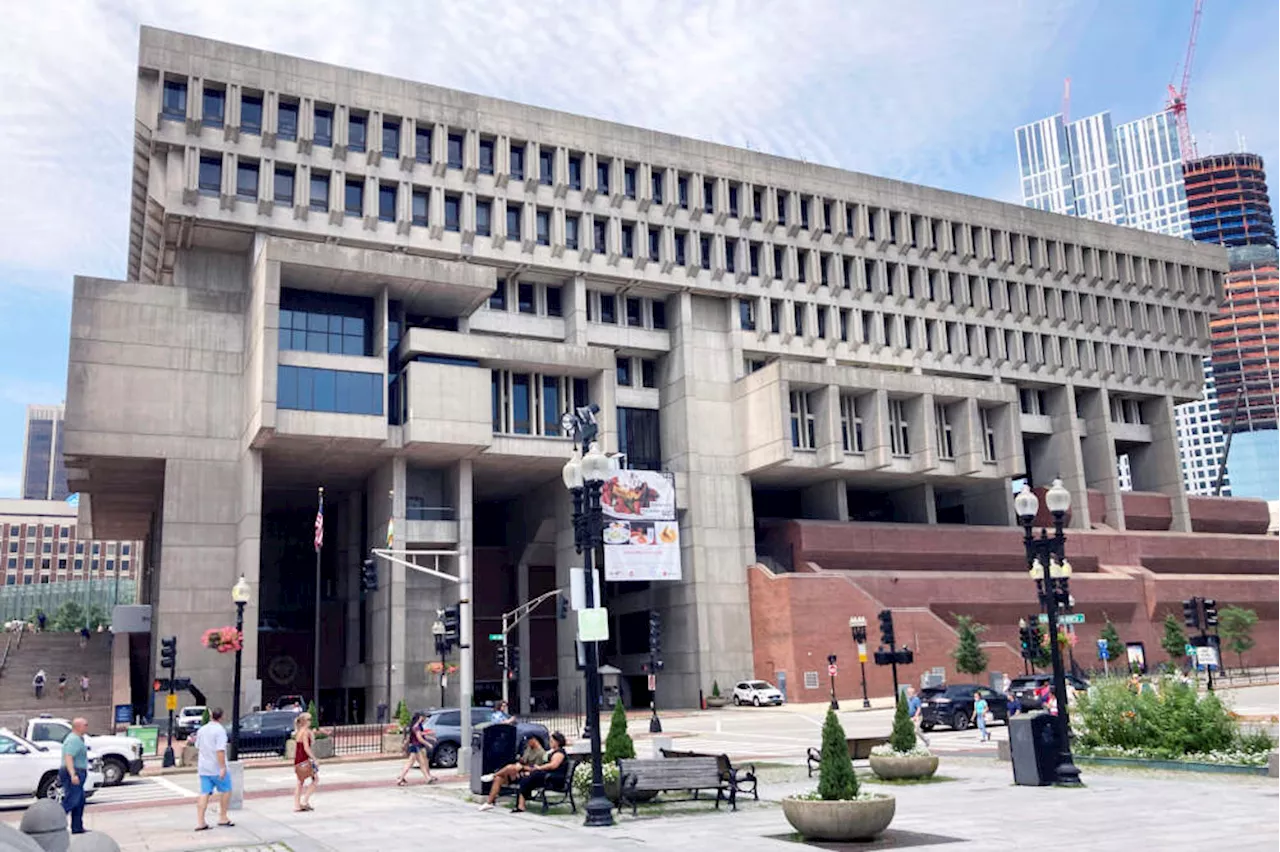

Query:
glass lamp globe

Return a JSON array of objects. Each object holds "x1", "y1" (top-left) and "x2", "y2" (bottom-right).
[
  {"x1": 1014, "y1": 485, "x2": 1040, "y2": 522},
  {"x1": 1045, "y1": 478, "x2": 1071, "y2": 514},
  {"x1": 581, "y1": 442, "x2": 612, "y2": 482},
  {"x1": 561, "y1": 448, "x2": 583, "y2": 490},
  {"x1": 231, "y1": 575, "x2": 251, "y2": 604}
]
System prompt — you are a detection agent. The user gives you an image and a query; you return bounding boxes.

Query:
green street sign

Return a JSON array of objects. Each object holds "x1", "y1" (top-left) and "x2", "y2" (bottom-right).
[
  {"x1": 488, "y1": 633, "x2": 504, "y2": 641},
  {"x1": 1184, "y1": 643, "x2": 1195, "y2": 657},
  {"x1": 1037, "y1": 613, "x2": 1085, "y2": 624}
]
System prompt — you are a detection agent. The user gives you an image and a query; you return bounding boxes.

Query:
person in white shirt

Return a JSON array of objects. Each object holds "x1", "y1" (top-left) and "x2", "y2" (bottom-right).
[{"x1": 193, "y1": 707, "x2": 234, "y2": 831}]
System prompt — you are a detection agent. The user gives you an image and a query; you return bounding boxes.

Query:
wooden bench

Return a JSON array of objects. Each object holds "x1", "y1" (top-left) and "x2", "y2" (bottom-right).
[
  {"x1": 616, "y1": 757, "x2": 733, "y2": 815},
  {"x1": 660, "y1": 748, "x2": 758, "y2": 801},
  {"x1": 806, "y1": 735, "x2": 891, "y2": 776},
  {"x1": 528, "y1": 756, "x2": 578, "y2": 814}
]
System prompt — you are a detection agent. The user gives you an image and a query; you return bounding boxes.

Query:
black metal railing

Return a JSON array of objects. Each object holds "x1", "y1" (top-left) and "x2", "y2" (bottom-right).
[
  {"x1": 524, "y1": 687, "x2": 584, "y2": 740},
  {"x1": 325, "y1": 723, "x2": 388, "y2": 756}
]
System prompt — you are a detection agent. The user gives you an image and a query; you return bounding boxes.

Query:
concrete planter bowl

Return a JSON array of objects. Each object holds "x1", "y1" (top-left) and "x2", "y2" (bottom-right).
[
  {"x1": 782, "y1": 794, "x2": 896, "y2": 841},
  {"x1": 869, "y1": 753, "x2": 939, "y2": 780},
  {"x1": 286, "y1": 737, "x2": 336, "y2": 761},
  {"x1": 705, "y1": 697, "x2": 729, "y2": 708}
]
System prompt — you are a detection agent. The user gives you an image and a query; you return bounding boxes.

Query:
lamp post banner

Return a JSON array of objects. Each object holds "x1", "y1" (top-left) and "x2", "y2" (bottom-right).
[{"x1": 600, "y1": 470, "x2": 681, "y2": 581}]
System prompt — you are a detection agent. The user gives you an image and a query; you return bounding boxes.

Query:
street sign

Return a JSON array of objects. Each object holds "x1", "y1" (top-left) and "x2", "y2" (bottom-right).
[
  {"x1": 488, "y1": 633, "x2": 504, "y2": 641},
  {"x1": 1195, "y1": 646, "x2": 1220, "y2": 668},
  {"x1": 1096, "y1": 639, "x2": 1109, "y2": 661},
  {"x1": 1037, "y1": 613, "x2": 1085, "y2": 624},
  {"x1": 827, "y1": 664, "x2": 838, "y2": 677},
  {"x1": 857, "y1": 642, "x2": 867, "y2": 663},
  {"x1": 577, "y1": 607, "x2": 609, "y2": 642},
  {"x1": 647, "y1": 674, "x2": 656, "y2": 691},
  {"x1": 1184, "y1": 643, "x2": 1196, "y2": 657},
  {"x1": 165, "y1": 693, "x2": 177, "y2": 711}
]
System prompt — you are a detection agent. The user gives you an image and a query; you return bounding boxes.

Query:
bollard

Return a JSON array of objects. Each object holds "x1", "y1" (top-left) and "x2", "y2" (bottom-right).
[
  {"x1": 18, "y1": 800, "x2": 68, "y2": 852},
  {"x1": 69, "y1": 835, "x2": 120, "y2": 852},
  {"x1": 228, "y1": 761, "x2": 245, "y2": 810},
  {"x1": 0, "y1": 821, "x2": 43, "y2": 852}
]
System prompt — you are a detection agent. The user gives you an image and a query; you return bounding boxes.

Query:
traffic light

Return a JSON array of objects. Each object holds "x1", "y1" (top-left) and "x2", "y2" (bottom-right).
[
  {"x1": 1182, "y1": 598, "x2": 1201, "y2": 630},
  {"x1": 508, "y1": 645, "x2": 520, "y2": 675},
  {"x1": 1019, "y1": 622, "x2": 1032, "y2": 659},
  {"x1": 361, "y1": 559, "x2": 378, "y2": 593},
  {"x1": 1027, "y1": 620, "x2": 1042, "y2": 653},
  {"x1": 827, "y1": 653, "x2": 837, "y2": 665},
  {"x1": 648, "y1": 610, "x2": 662, "y2": 653},
  {"x1": 153, "y1": 678, "x2": 169, "y2": 692},
  {"x1": 442, "y1": 606, "x2": 460, "y2": 647},
  {"x1": 1202, "y1": 599, "x2": 1218, "y2": 629},
  {"x1": 494, "y1": 643, "x2": 507, "y2": 670},
  {"x1": 159, "y1": 636, "x2": 176, "y2": 671},
  {"x1": 558, "y1": 596, "x2": 569, "y2": 620},
  {"x1": 878, "y1": 609, "x2": 895, "y2": 647}
]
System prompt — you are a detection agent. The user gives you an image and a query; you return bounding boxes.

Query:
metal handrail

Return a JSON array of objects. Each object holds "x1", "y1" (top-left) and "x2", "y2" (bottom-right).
[{"x1": 0, "y1": 628, "x2": 15, "y2": 678}]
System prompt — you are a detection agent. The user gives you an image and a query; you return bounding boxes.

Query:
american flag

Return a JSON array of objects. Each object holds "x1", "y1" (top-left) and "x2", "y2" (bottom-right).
[{"x1": 314, "y1": 488, "x2": 324, "y2": 553}]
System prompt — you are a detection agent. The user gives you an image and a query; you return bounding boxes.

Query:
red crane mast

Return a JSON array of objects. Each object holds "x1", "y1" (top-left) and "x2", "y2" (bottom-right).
[{"x1": 1166, "y1": 0, "x2": 1204, "y2": 161}]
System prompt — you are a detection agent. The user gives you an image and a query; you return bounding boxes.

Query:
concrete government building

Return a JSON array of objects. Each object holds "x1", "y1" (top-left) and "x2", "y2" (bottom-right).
[{"x1": 64, "y1": 28, "x2": 1277, "y2": 722}]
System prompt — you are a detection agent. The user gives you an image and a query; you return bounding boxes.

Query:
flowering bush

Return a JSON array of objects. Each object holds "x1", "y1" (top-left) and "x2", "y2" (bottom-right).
[
  {"x1": 871, "y1": 743, "x2": 933, "y2": 758},
  {"x1": 202, "y1": 626, "x2": 242, "y2": 654},
  {"x1": 1076, "y1": 744, "x2": 1272, "y2": 767},
  {"x1": 572, "y1": 760, "x2": 620, "y2": 800},
  {"x1": 1040, "y1": 626, "x2": 1077, "y2": 649},
  {"x1": 425, "y1": 662, "x2": 458, "y2": 674}
]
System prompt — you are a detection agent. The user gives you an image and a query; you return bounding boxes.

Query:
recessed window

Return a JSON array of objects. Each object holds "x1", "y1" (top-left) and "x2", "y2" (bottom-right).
[
  {"x1": 382, "y1": 119, "x2": 400, "y2": 158},
  {"x1": 378, "y1": 184, "x2": 396, "y2": 222},
  {"x1": 348, "y1": 113, "x2": 367, "y2": 153},
  {"x1": 789, "y1": 391, "x2": 816, "y2": 449},
  {"x1": 640, "y1": 359, "x2": 657, "y2": 389},
  {"x1": 511, "y1": 144, "x2": 525, "y2": 180},
  {"x1": 161, "y1": 79, "x2": 187, "y2": 120},
  {"x1": 597, "y1": 161, "x2": 610, "y2": 195},
  {"x1": 728, "y1": 184, "x2": 739, "y2": 218},
  {"x1": 506, "y1": 205, "x2": 521, "y2": 241},
  {"x1": 565, "y1": 215, "x2": 580, "y2": 250},
  {"x1": 568, "y1": 155, "x2": 582, "y2": 190},
  {"x1": 447, "y1": 133, "x2": 464, "y2": 169},
  {"x1": 444, "y1": 194, "x2": 461, "y2": 232},
  {"x1": 310, "y1": 172, "x2": 330, "y2": 212},
  {"x1": 674, "y1": 232, "x2": 687, "y2": 266},
  {"x1": 652, "y1": 172, "x2": 664, "y2": 205},
  {"x1": 415, "y1": 126, "x2": 432, "y2": 163},
  {"x1": 800, "y1": 197, "x2": 810, "y2": 230},
  {"x1": 278, "y1": 101, "x2": 298, "y2": 141},
  {"x1": 314, "y1": 107, "x2": 333, "y2": 147},
  {"x1": 651, "y1": 299, "x2": 667, "y2": 330},
  {"x1": 700, "y1": 235, "x2": 711, "y2": 270},
  {"x1": 774, "y1": 247, "x2": 784, "y2": 280},
  {"x1": 593, "y1": 219, "x2": 607, "y2": 254},
  {"x1": 412, "y1": 189, "x2": 429, "y2": 226},
  {"x1": 202, "y1": 87, "x2": 225, "y2": 128},
  {"x1": 980, "y1": 408, "x2": 997, "y2": 463},
  {"x1": 648, "y1": 229, "x2": 660, "y2": 262},
  {"x1": 344, "y1": 179, "x2": 364, "y2": 217},
  {"x1": 624, "y1": 166, "x2": 637, "y2": 199},
  {"x1": 739, "y1": 299, "x2": 756, "y2": 331},
  {"x1": 703, "y1": 178, "x2": 714, "y2": 214},
  {"x1": 479, "y1": 138, "x2": 495, "y2": 175},
  {"x1": 539, "y1": 148, "x2": 554, "y2": 185},
  {"x1": 616, "y1": 356, "x2": 632, "y2": 387},
  {"x1": 277, "y1": 365, "x2": 383, "y2": 415},
  {"x1": 822, "y1": 200, "x2": 832, "y2": 234},
  {"x1": 749, "y1": 243, "x2": 760, "y2": 277},
  {"x1": 726, "y1": 239, "x2": 737, "y2": 274},
  {"x1": 841, "y1": 396, "x2": 864, "y2": 453},
  {"x1": 621, "y1": 224, "x2": 634, "y2": 259},
  {"x1": 198, "y1": 155, "x2": 221, "y2": 194},
  {"x1": 489, "y1": 280, "x2": 507, "y2": 311},
  {"x1": 752, "y1": 188, "x2": 763, "y2": 222},
  {"x1": 935, "y1": 404, "x2": 954, "y2": 460},
  {"x1": 546, "y1": 286, "x2": 563, "y2": 317},
  {"x1": 888, "y1": 399, "x2": 910, "y2": 456},
  {"x1": 273, "y1": 166, "x2": 295, "y2": 205},
  {"x1": 678, "y1": 175, "x2": 689, "y2": 209},
  {"x1": 777, "y1": 191, "x2": 788, "y2": 226},
  {"x1": 241, "y1": 94, "x2": 263, "y2": 134},
  {"x1": 278, "y1": 289, "x2": 372, "y2": 356},
  {"x1": 536, "y1": 209, "x2": 550, "y2": 246},
  {"x1": 794, "y1": 303, "x2": 806, "y2": 336},
  {"x1": 518, "y1": 283, "x2": 535, "y2": 314},
  {"x1": 599, "y1": 293, "x2": 616, "y2": 324},
  {"x1": 626, "y1": 297, "x2": 642, "y2": 327},
  {"x1": 476, "y1": 198, "x2": 492, "y2": 236}
]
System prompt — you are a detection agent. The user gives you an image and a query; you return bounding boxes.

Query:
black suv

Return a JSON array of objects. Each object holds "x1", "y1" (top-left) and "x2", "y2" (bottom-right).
[
  {"x1": 1009, "y1": 674, "x2": 1090, "y2": 711},
  {"x1": 919, "y1": 684, "x2": 1010, "y2": 731}
]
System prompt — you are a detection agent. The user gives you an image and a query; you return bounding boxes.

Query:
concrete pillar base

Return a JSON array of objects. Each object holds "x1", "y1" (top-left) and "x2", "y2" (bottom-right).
[{"x1": 227, "y1": 761, "x2": 245, "y2": 810}]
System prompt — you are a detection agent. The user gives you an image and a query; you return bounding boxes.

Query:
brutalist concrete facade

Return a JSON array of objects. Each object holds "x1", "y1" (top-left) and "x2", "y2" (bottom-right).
[{"x1": 63, "y1": 28, "x2": 1227, "y2": 715}]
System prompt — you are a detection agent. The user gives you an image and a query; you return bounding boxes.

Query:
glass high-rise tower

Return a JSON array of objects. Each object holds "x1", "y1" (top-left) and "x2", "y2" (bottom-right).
[{"x1": 21, "y1": 404, "x2": 69, "y2": 501}]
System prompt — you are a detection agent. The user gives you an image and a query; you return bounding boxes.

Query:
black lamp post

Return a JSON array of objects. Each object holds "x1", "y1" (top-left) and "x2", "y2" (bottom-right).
[
  {"x1": 229, "y1": 575, "x2": 250, "y2": 762},
  {"x1": 562, "y1": 407, "x2": 615, "y2": 829},
  {"x1": 848, "y1": 617, "x2": 871, "y2": 709},
  {"x1": 1014, "y1": 479, "x2": 1081, "y2": 787}
]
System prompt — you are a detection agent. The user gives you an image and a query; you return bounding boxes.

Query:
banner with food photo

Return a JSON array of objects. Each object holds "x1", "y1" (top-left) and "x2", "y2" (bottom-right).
[{"x1": 600, "y1": 470, "x2": 681, "y2": 580}]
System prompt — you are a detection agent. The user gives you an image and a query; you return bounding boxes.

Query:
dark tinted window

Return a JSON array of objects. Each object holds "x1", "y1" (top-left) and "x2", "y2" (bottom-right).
[
  {"x1": 202, "y1": 88, "x2": 225, "y2": 127},
  {"x1": 276, "y1": 366, "x2": 383, "y2": 415},
  {"x1": 434, "y1": 711, "x2": 460, "y2": 727},
  {"x1": 161, "y1": 80, "x2": 186, "y2": 119},
  {"x1": 314, "y1": 108, "x2": 333, "y2": 147},
  {"x1": 382, "y1": 120, "x2": 400, "y2": 158},
  {"x1": 415, "y1": 127, "x2": 432, "y2": 163},
  {"x1": 241, "y1": 95, "x2": 263, "y2": 133},
  {"x1": 447, "y1": 133, "x2": 464, "y2": 169},
  {"x1": 348, "y1": 114, "x2": 367, "y2": 152},
  {"x1": 618, "y1": 407, "x2": 662, "y2": 470},
  {"x1": 278, "y1": 102, "x2": 298, "y2": 141}
]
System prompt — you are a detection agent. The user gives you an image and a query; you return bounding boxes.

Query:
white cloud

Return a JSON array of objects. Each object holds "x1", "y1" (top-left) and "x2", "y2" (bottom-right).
[{"x1": 0, "y1": 0, "x2": 1086, "y2": 290}]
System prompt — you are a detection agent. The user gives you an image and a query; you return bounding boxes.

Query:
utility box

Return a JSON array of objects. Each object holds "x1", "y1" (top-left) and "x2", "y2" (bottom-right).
[
  {"x1": 1010, "y1": 711, "x2": 1057, "y2": 786},
  {"x1": 469, "y1": 723, "x2": 517, "y2": 796}
]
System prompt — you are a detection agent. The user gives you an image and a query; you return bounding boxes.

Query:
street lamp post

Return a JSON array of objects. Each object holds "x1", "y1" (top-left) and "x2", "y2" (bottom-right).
[
  {"x1": 849, "y1": 617, "x2": 871, "y2": 709},
  {"x1": 1014, "y1": 479, "x2": 1081, "y2": 787},
  {"x1": 230, "y1": 575, "x2": 251, "y2": 762},
  {"x1": 562, "y1": 410, "x2": 616, "y2": 829},
  {"x1": 431, "y1": 618, "x2": 446, "y2": 707}
]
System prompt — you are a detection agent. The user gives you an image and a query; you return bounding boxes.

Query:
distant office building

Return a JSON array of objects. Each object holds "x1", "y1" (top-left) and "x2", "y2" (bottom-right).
[
  {"x1": 1113, "y1": 111, "x2": 1191, "y2": 238},
  {"x1": 21, "y1": 405, "x2": 69, "y2": 501},
  {"x1": 1183, "y1": 153, "x2": 1277, "y2": 249}
]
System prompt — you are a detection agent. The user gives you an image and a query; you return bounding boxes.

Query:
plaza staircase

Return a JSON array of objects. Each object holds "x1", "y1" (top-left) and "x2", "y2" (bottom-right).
[{"x1": 0, "y1": 632, "x2": 114, "y2": 732}]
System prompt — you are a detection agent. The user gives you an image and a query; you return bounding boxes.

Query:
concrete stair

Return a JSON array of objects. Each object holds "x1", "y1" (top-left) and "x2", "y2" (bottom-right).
[{"x1": 0, "y1": 633, "x2": 114, "y2": 732}]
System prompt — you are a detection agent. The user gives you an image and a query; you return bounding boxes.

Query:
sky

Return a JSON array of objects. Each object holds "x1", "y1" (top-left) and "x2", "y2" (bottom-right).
[{"x1": 0, "y1": 0, "x2": 1276, "y2": 497}]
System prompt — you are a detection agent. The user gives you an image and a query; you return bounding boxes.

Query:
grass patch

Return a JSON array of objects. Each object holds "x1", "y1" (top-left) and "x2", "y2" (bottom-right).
[{"x1": 861, "y1": 774, "x2": 958, "y2": 786}]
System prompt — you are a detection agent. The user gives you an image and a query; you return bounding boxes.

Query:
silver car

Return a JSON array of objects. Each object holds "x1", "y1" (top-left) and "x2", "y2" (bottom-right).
[{"x1": 732, "y1": 680, "x2": 785, "y2": 706}]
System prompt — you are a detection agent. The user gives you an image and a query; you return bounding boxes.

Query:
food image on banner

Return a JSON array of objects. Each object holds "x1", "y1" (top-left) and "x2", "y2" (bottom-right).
[{"x1": 600, "y1": 470, "x2": 681, "y2": 581}]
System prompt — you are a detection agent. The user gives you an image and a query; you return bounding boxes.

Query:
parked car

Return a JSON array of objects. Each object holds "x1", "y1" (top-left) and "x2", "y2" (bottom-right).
[
  {"x1": 232, "y1": 710, "x2": 300, "y2": 756},
  {"x1": 23, "y1": 716, "x2": 144, "y2": 786},
  {"x1": 731, "y1": 680, "x2": 785, "y2": 707},
  {"x1": 1009, "y1": 674, "x2": 1090, "y2": 711},
  {"x1": 919, "y1": 684, "x2": 1010, "y2": 731},
  {"x1": 276, "y1": 695, "x2": 306, "y2": 711},
  {"x1": 417, "y1": 708, "x2": 549, "y2": 770},
  {"x1": 0, "y1": 728, "x2": 103, "y2": 804},
  {"x1": 175, "y1": 705, "x2": 208, "y2": 740}
]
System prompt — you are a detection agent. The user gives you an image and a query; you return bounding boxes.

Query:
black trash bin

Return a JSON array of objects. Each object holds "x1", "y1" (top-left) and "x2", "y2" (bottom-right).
[
  {"x1": 1009, "y1": 711, "x2": 1058, "y2": 786},
  {"x1": 469, "y1": 723, "x2": 518, "y2": 795}
]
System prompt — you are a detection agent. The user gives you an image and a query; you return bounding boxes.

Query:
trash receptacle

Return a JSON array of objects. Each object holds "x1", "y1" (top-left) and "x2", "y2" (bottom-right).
[
  {"x1": 469, "y1": 723, "x2": 518, "y2": 795},
  {"x1": 1009, "y1": 711, "x2": 1057, "y2": 786}
]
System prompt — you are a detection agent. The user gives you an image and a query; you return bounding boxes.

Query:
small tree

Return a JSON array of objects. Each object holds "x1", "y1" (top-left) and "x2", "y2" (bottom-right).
[
  {"x1": 603, "y1": 700, "x2": 635, "y2": 763},
  {"x1": 1219, "y1": 606, "x2": 1259, "y2": 670},
  {"x1": 52, "y1": 601, "x2": 86, "y2": 632},
  {"x1": 951, "y1": 615, "x2": 989, "y2": 675},
  {"x1": 710, "y1": 680, "x2": 721, "y2": 698},
  {"x1": 1099, "y1": 617, "x2": 1125, "y2": 664},
  {"x1": 1160, "y1": 613, "x2": 1187, "y2": 664},
  {"x1": 307, "y1": 699, "x2": 319, "y2": 727},
  {"x1": 201, "y1": 707, "x2": 211, "y2": 726},
  {"x1": 85, "y1": 603, "x2": 109, "y2": 630},
  {"x1": 395, "y1": 699, "x2": 410, "y2": 731},
  {"x1": 889, "y1": 694, "x2": 917, "y2": 754},
  {"x1": 816, "y1": 708, "x2": 859, "y2": 801}
]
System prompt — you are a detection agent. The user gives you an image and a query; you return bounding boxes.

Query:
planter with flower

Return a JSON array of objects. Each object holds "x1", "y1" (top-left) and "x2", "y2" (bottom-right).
[
  {"x1": 572, "y1": 701, "x2": 652, "y2": 803},
  {"x1": 382, "y1": 700, "x2": 412, "y2": 754},
  {"x1": 202, "y1": 626, "x2": 243, "y2": 654},
  {"x1": 783, "y1": 708, "x2": 895, "y2": 841},
  {"x1": 869, "y1": 696, "x2": 938, "y2": 780},
  {"x1": 705, "y1": 680, "x2": 729, "y2": 708}
]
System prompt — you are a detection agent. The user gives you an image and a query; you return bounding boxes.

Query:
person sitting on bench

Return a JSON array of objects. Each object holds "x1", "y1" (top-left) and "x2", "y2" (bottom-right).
[
  {"x1": 480, "y1": 732, "x2": 568, "y2": 813},
  {"x1": 477, "y1": 734, "x2": 547, "y2": 811}
]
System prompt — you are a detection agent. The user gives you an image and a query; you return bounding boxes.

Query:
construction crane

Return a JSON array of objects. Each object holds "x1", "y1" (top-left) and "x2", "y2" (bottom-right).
[{"x1": 1166, "y1": 0, "x2": 1204, "y2": 161}]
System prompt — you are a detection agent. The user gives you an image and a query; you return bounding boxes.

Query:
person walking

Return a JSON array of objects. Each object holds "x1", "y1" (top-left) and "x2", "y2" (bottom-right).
[
  {"x1": 973, "y1": 691, "x2": 990, "y2": 742},
  {"x1": 905, "y1": 686, "x2": 929, "y2": 747},
  {"x1": 57, "y1": 674, "x2": 68, "y2": 702},
  {"x1": 79, "y1": 674, "x2": 91, "y2": 703},
  {"x1": 59, "y1": 717, "x2": 90, "y2": 835},
  {"x1": 36, "y1": 611, "x2": 46, "y2": 632},
  {"x1": 395, "y1": 712, "x2": 437, "y2": 787},
  {"x1": 193, "y1": 707, "x2": 233, "y2": 831},
  {"x1": 32, "y1": 669, "x2": 46, "y2": 700},
  {"x1": 292, "y1": 711, "x2": 318, "y2": 812},
  {"x1": 78, "y1": 626, "x2": 90, "y2": 648}
]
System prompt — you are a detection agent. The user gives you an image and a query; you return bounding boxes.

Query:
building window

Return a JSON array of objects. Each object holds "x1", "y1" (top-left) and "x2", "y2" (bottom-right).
[
  {"x1": 565, "y1": 215, "x2": 579, "y2": 250},
  {"x1": 699, "y1": 235, "x2": 711, "y2": 270},
  {"x1": 489, "y1": 280, "x2": 507, "y2": 311},
  {"x1": 479, "y1": 138, "x2": 495, "y2": 174},
  {"x1": 278, "y1": 100, "x2": 298, "y2": 141},
  {"x1": 790, "y1": 391, "x2": 816, "y2": 450},
  {"x1": 348, "y1": 113, "x2": 367, "y2": 153},
  {"x1": 739, "y1": 299, "x2": 756, "y2": 331},
  {"x1": 415, "y1": 126, "x2": 432, "y2": 163},
  {"x1": 770, "y1": 300, "x2": 782, "y2": 333},
  {"x1": 445, "y1": 195, "x2": 461, "y2": 232},
  {"x1": 412, "y1": 189, "x2": 429, "y2": 226},
  {"x1": 678, "y1": 174, "x2": 689, "y2": 208},
  {"x1": 651, "y1": 299, "x2": 667, "y2": 330},
  {"x1": 277, "y1": 366, "x2": 383, "y2": 415},
  {"x1": 593, "y1": 219, "x2": 607, "y2": 254},
  {"x1": 447, "y1": 133, "x2": 464, "y2": 169},
  {"x1": 674, "y1": 232, "x2": 687, "y2": 266},
  {"x1": 310, "y1": 172, "x2": 330, "y2": 212},
  {"x1": 202, "y1": 87, "x2": 225, "y2": 128},
  {"x1": 794, "y1": 303, "x2": 805, "y2": 337},
  {"x1": 492, "y1": 371, "x2": 587, "y2": 436},
  {"x1": 536, "y1": 209, "x2": 551, "y2": 246},
  {"x1": 378, "y1": 184, "x2": 396, "y2": 222},
  {"x1": 624, "y1": 166, "x2": 637, "y2": 199},
  {"x1": 568, "y1": 155, "x2": 582, "y2": 190},
  {"x1": 506, "y1": 205, "x2": 521, "y2": 241},
  {"x1": 621, "y1": 224, "x2": 634, "y2": 258},
  {"x1": 546, "y1": 286, "x2": 563, "y2": 317},
  {"x1": 598, "y1": 292, "x2": 616, "y2": 324},
  {"x1": 703, "y1": 178, "x2": 714, "y2": 214},
  {"x1": 652, "y1": 172, "x2": 664, "y2": 205},
  {"x1": 314, "y1": 107, "x2": 333, "y2": 147},
  {"x1": 640, "y1": 359, "x2": 657, "y2": 389},
  {"x1": 518, "y1": 283, "x2": 535, "y2": 315},
  {"x1": 161, "y1": 79, "x2": 186, "y2": 119},
  {"x1": 122, "y1": 543, "x2": 131, "y2": 556},
  {"x1": 728, "y1": 184, "x2": 739, "y2": 218},
  {"x1": 749, "y1": 243, "x2": 760, "y2": 277},
  {"x1": 273, "y1": 167, "x2": 295, "y2": 205},
  {"x1": 777, "y1": 191, "x2": 788, "y2": 226},
  {"x1": 198, "y1": 155, "x2": 221, "y2": 194},
  {"x1": 752, "y1": 188, "x2": 763, "y2": 222},
  {"x1": 980, "y1": 408, "x2": 997, "y2": 463},
  {"x1": 278, "y1": 288, "x2": 372, "y2": 356},
  {"x1": 840, "y1": 396, "x2": 864, "y2": 453},
  {"x1": 539, "y1": 148, "x2": 554, "y2": 185},
  {"x1": 726, "y1": 239, "x2": 737, "y2": 274},
  {"x1": 889, "y1": 399, "x2": 910, "y2": 456},
  {"x1": 237, "y1": 159, "x2": 259, "y2": 199},
  {"x1": 618, "y1": 407, "x2": 662, "y2": 470},
  {"x1": 241, "y1": 94, "x2": 263, "y2": 134},
  {"x1": 382, "y1": 119, "x2": 400, "y2": 158},
  {"x1": 616, "y1": 356, "x2": 632, "y2": 387},
  {"x1": 476, "y1": 199, "x2": 492, "y2": 236},
  {"x1": 344, "y1": 179, "x2": 364, "y2": 216},
  {"x1": 597, "y1": 161, "x2": 610, "y2": 195},
  {"x1": 774, "y1": 247, "x2": 785, "y2": 280},
  {"x1": 935, "y1": 404, "x2": 954, "y2": 460},
  {"x1": 648, "y1": 229, "x2": 660, "y2": 262},
  {"x1": 800, "y1": 197, "x2": 810, "y2": 230}
]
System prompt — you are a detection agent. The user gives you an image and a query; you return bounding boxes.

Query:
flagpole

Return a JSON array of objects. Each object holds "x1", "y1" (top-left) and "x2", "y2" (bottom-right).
[{"x1": 314, "y1": 486, "x2": 323, "y2": 722}]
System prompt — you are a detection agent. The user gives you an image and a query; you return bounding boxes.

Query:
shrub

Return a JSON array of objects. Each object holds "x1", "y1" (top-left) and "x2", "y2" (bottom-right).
[
  {"x1": 1099, "y1": 617, "x2": 1125, "y2": 663},
  {"x1": 395, "y1": 700, "x2": 410, "y2": 732},
  {"x1": 201, "y1": 707, "x2": 210, "y2": 726},
  {"x1": 951, "y1": 615, "x2": 988, "y2": 675},
  {"x1": 711, "y1": 680, "x2": 721, "y2": 698},
  {"x1": 1219, "y1": 606, "x2": 1259, "y2": 670},
  {"x1": 1159, "y1": 613, "x2": 1187, "y2": 664},
  {"x1": 816, "y1": 708, "x2": 858, "y2": 801},
  {"x1": 889, "y1": 694, "x2": 916, "y2": 754},
  {"x1": 307, "y1": 699, "x2": 319, "y2": 727},
  {"x1": 1075, "y1": 676, "x2": 1239, "y2": 760},
  {"x1": 603, "y1": 700, "x2": 635, "y2": 763}
]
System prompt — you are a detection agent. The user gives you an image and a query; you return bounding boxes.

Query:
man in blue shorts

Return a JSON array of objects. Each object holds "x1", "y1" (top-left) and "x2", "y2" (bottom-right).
[{"x1": 193, "y1": 707, "x2": 233, "y2": 831}]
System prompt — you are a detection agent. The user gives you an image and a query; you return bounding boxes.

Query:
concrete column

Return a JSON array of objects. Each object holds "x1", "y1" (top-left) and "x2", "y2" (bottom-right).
[
  {"x1": 517, "y1": 559, "x2": 532, "y2": 715},
  {"x1": 953, "y1": 398, "x2": 984, "y2": 475},
  {"x1": 1131, "y1": 396, "x2": 1192, "y2": 532},
  {"x1": 888, "y1": 483, "x2": 936, "y2": 523},
  {"x1": 367, "y1": 457, "x2": 407, "y2": 714},
  {"x1": 863, "y1": 389, "x2": 892, "y2": 469},
  {"x1": 800, "y1": 480, "x2": 848, "y2": 521},
  {"x1": 960, "y1": 481, "x2": 1014, "y2": 526},
  {"x1": 564, "y1": 274, "x2": 589, "y2": 346},
  {"x1": 234, "y1": 451, "x2": 263, "y2": 713},
  {"x1": 1038, "y1": 385, "x2": 1091, "y2": 529},
  {"x1": 907, "y1": 393, "x2": 937, "y2": 473},
  {"x1": 1077, "y1": 387, "x2": 1125, "y2": 530},
  {"x1": 813, "y1": 385, "x2": 841, "y2": 467}
]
